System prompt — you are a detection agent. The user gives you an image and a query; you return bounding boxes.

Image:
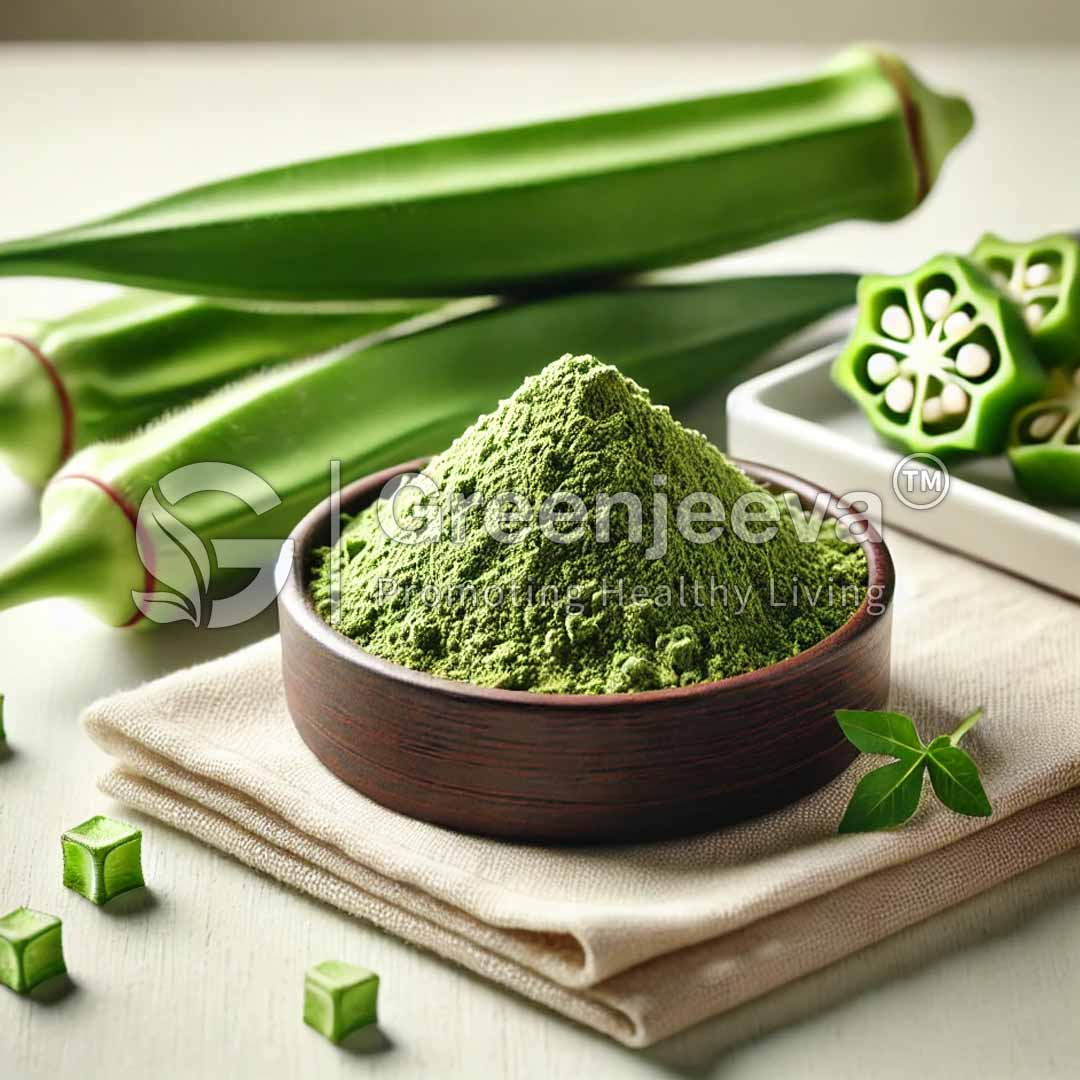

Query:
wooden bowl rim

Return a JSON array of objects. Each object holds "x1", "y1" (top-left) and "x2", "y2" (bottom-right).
[{"x1": 280, "y1": 457, "x2": 895, "y2": 711}]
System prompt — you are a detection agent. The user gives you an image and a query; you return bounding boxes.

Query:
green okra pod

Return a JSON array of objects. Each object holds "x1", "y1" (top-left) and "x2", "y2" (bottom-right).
[
  {"x1": 0, "y1": 48, "x2": 970, "y2": 300},
  {"x1": 0, "y1": 290, "x2": 441, "y2": 486},
  {"x1": 0, "y1": 273, "x2": 856, "y2": 627}
]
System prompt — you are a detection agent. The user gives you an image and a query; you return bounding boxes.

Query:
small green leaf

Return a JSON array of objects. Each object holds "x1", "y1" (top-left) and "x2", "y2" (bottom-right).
[
  {"x1": 837, "y1": 705, "x2": 994, "y2": 833},
  {"x1": 926, "y1": 739, "x2": 993, "y2": 817},
  {"x1": 836, "y1": 709, "x2": 925, "y2": 760},
  {"x1": 838, "y1": 755, "x2": 927, "y2": 833}
]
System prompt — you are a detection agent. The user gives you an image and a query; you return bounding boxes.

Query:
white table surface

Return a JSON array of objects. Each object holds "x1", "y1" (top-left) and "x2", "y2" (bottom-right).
[{"x1": 1, "y1": 42, "x2": 1079, "y2": 1080}]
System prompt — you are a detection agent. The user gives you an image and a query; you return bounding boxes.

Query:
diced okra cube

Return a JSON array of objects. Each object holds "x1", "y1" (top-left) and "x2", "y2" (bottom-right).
[
  {"x1": 0, "y1": 908, "x2": 67, "y2": 994},
  {"x1": 303, "y1": 961, "x2": 379, "y2": 1044},
  {"x1": 62, "y1": 815, "x2": 145, "y2": 905}
]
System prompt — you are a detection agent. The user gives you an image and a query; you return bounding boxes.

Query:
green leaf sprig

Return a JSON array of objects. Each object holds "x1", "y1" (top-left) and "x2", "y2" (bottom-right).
[{"x1": 837, "y1": 706, "x2": 992, "y2": 833}]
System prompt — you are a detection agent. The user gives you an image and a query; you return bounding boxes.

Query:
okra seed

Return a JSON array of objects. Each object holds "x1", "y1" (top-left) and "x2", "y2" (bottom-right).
[
  {"x1": 942, "y1": 383, "x2": 970, "y2": 416},
  {"x1": 866, "y1": 351, "x2": 899, "y2": 386},
  {"x1": 921, "y1": 288, "x2": 953, "y2": 321},
  {"x1": 880, "y1": 305, "x2": 912, "y2": 341},
  {"x1": 955, "y1": 342, "x2": 992, "y2": 379},
  {"x1": 922, "y1": 396, "x2": 945, "y2": 424},
  {"x1": 1024, "y1": 262, "x2": 1053, "y2": 288},
  {"x1": 1029, "y1": 412, "x2": 1061, "y2": 441},
  {"x1": 1025, "y1": 304, "x2": 1045, "y2": 329},
  {"x1": 992, "y1": 271, "x2": 1011, "y2": 291},
  {"x1": 944, "y1": 310, "x2": 973, "y2": 338},
  {"x1": 884, "y1": 377, "x2": 915, "y2": 414}
]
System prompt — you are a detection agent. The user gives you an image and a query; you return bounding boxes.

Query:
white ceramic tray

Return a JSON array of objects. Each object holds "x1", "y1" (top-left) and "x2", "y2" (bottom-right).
[{"x1": 727, "y1": 345, "x2": 1080, "y2": 600}]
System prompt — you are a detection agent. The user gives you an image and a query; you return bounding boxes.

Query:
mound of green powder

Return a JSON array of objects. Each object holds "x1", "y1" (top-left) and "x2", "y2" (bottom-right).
[{"x1": 313, "y1": 354, "x2": 867, "y2": 694}]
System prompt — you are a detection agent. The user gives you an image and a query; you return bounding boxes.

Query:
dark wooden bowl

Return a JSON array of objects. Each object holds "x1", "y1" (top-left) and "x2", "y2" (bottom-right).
[{"x1": 279, "y1": 459, "x2": 894, "y2": 844}]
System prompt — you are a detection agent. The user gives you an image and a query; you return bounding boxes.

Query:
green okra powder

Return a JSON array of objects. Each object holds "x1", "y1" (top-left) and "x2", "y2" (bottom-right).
[{"x1": 313, "y1": 355, "x2": 867, "y2": 694}]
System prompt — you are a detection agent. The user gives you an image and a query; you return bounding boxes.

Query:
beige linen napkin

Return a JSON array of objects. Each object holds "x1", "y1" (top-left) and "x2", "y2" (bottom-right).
[{"x1": 82, "y1": 531, "x2": 1080, "y2": 1047}]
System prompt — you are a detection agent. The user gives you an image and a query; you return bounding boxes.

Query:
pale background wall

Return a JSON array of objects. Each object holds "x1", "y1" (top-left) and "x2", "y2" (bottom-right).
[{"x1": 2, "y1": 0, "x2": 1079, "y2": 43}]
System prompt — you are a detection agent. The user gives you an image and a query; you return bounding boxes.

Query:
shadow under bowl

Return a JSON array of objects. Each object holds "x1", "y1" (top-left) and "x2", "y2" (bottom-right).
[{"x1": 279, "y1": 459, "x2": 895, "y2": 844}]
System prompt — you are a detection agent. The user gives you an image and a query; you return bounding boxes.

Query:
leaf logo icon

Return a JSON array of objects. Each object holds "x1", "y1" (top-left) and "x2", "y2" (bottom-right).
[
  {"x1": 130, "y1": 461, "x2": 294, "y2": 629},
  {"x1": 133, "y1": 486, "x2": 211, "y2": 626}
]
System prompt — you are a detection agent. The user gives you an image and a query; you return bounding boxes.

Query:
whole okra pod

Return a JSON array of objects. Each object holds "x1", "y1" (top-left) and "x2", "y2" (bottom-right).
[
  {"x1": 0, "y1": 273, "x2": 856, "y2": 627},
  {"x1": 0, "y1": 48, "x2": 970, "y2": 300},
  {"x1": 0, "y1": 290, "x2": 440, "y2": 486}
]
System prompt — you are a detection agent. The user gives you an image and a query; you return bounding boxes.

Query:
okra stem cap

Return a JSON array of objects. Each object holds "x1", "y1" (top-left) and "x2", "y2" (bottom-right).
[
  {"x1": 832, "y1": 45, "x2": 974, "y2": 200},
  {"x1": 0, "y1": 477, "x2": 143, "y2": 625},
  {"x1": 0, "y1": 331, "x2": 66, "y2": 487},
  {"x1": 875, "y1": 47, "x2": 974, "y2": 197}
]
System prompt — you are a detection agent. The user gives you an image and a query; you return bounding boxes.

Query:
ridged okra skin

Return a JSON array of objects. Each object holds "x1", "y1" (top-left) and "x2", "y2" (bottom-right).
[
  {"x1": 832, "y1": 255, "x2": 1046, "y2": 458},
  {"x1": 1008, "y1": 368, "x2": 1080, "y2": 505},
  {"x1": 971, "y1": 233, "x2": 1080, "y2": 369},
  {"x1": 0, "y1": 289, "x2": 438, "y2": 487},
  {"x1": 0, "y1": 48, "x2": 971, "y2": 300},
  {"x1": 0, "y1": 273, "x2": 856, "y2": 627}
]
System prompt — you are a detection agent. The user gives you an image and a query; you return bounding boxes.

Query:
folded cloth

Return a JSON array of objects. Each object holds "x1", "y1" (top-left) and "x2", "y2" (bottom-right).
[{"x1": 83, "y1": 531, "x2": 1080, "y2": 1047}]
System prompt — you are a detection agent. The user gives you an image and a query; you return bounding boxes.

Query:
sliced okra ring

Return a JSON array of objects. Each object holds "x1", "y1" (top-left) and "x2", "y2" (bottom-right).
[
  {"x1": 832, "y1": 254, "x2": 1046, "y2": 457},
  {"x1": 1008, "y1": 367, "x2": 1080, "y2": 505},
  {"x1": 971, "y1": 232, "x2": 1080, "y2": 367}
]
